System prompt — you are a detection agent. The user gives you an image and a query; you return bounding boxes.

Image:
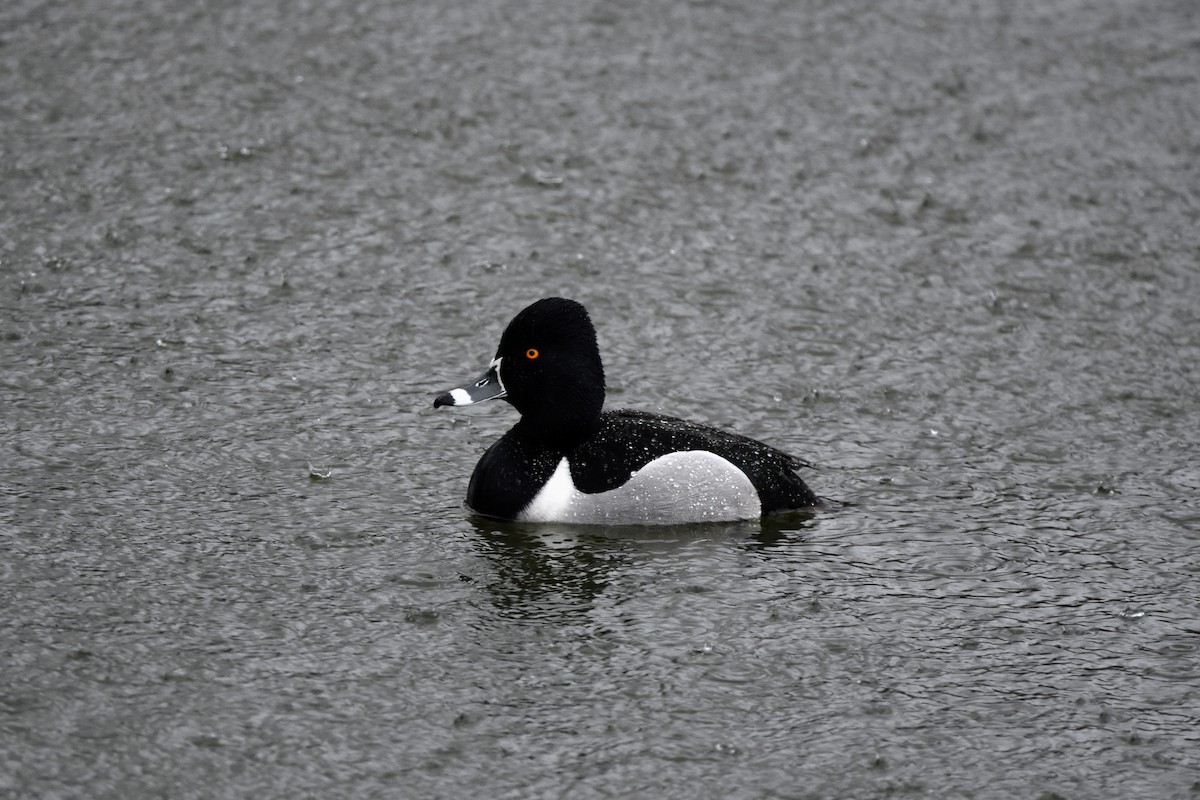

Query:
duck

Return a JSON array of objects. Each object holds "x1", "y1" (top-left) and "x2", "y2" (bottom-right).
[{"x1": 433, "y1": 297, "x2": 820, "y2": 524}]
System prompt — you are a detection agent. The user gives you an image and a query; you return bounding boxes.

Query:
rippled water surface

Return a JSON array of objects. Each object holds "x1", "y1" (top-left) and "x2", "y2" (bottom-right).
[{"x1": 3, "y1": 0, "x2": 1199, "y2": 798}]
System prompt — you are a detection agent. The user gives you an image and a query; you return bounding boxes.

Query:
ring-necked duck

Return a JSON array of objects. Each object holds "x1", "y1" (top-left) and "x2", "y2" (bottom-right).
[{"x1": 434, "y1": 297, "x2": 819, "y2": 524}]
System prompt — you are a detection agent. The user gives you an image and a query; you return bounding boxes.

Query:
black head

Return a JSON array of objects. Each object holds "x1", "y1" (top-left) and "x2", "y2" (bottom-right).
[
  {"x1": 433, "y1": 297, "x2": 606, "y2": 448},
  {"x1": 495, "y1": 297, "x2": 605, "y2": 442}
]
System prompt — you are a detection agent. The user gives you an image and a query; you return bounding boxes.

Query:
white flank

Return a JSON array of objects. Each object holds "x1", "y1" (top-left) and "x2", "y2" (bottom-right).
[
  {"x1": 520, "y1": 458, "x2": 578, "y2": 522},
  {"x1": 519, "y1": 451, "x2": 761, "y2": 525}
]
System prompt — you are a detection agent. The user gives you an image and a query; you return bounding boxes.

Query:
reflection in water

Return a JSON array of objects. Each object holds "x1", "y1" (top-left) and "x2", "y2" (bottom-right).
[
  {"x1": 467, "y1": 512, "x2": 822, "y2": 618},
  {"x1": 470, "y1": 519, "x2": 617, "y2": 618},
  {"x1": 744, "y1": 510, "x2": 822, "y2": 550}
]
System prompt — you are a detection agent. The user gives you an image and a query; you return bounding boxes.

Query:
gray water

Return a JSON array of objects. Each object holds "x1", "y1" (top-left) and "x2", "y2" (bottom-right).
[{"x1": 3, "y1": 0, "x2": 1199, "y2": 798}]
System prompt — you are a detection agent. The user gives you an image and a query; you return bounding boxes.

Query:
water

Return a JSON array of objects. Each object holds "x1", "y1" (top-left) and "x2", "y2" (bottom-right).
[{"x1": 3, "y1": 0, "x2": 1199, "y2": 797}]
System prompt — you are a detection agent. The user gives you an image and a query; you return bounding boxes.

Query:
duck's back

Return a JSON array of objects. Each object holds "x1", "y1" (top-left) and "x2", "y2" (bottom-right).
[{"x1": 569, "y1": 410, "x2": 818, "y2": 513}]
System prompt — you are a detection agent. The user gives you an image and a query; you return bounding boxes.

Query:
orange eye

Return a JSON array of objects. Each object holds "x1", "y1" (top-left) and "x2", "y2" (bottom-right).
[{"x1": 525, "y1": 348, "x2": 540, "y2": 360}]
